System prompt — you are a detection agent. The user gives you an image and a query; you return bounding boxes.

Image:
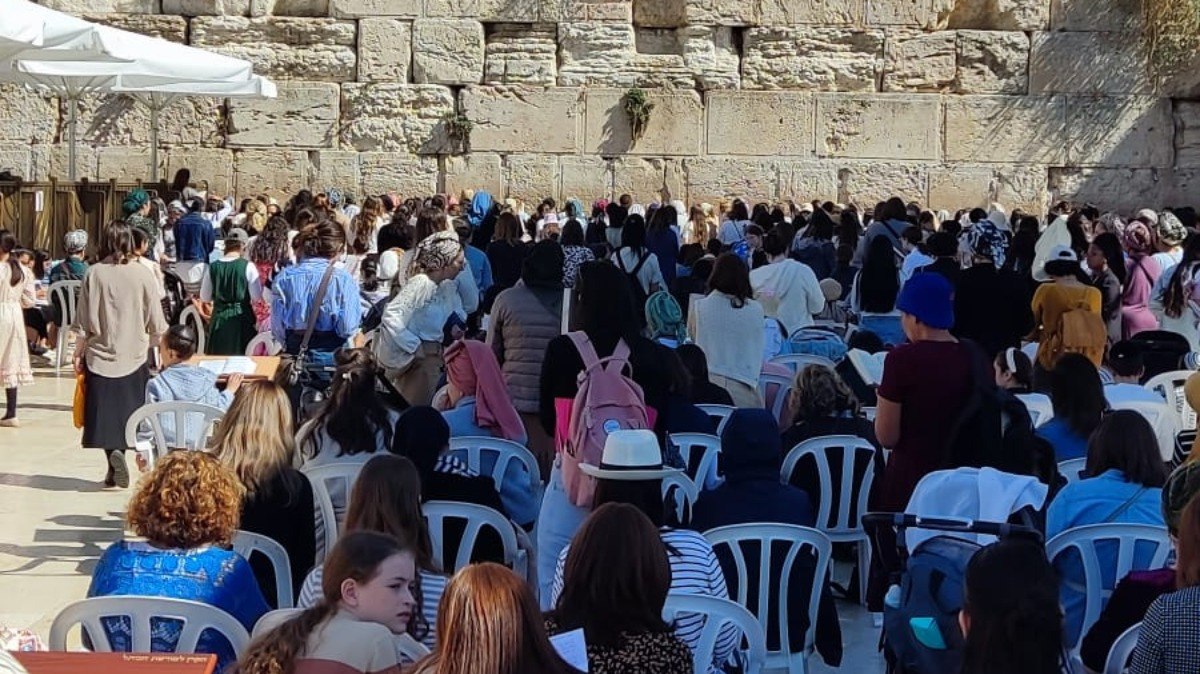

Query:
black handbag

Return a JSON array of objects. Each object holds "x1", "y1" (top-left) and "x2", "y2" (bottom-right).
[{"x1": 275, "y1": 262, "x2": 338, "y2": 387}]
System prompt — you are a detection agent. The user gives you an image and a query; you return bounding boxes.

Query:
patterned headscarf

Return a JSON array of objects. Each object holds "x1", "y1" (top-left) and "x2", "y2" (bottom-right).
[
  {"x1": 63, "y1": 229, "x2": 88, "y2": 254},
  {"x1": 1096, "y1": 212, "x2": 1127, "y2": 239},
  {"x1": 411, "y1": 230, "x2": 462, "y2": 275},
  {"x1": 965, "y1": 219, "x2": 1009, "y2": 267},
  {"x1": 122, "y1": 188, "x2": 149, "y2": 216},
  {"x1": 1122, "y1": 219, "x2": 1156, "y2": 256},
  {"x1": 1156, "y1": 211, "x2": 1187, "y2": 247},
  {"x1": 645, "y1": 291, "x2": 687, "y2": 344}
]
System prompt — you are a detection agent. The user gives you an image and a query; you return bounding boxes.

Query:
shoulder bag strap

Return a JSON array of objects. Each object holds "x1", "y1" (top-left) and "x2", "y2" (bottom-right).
[
  {"x1": 631, "y1": 251, "x2": 650, "y2": 276},
  {"x1": 1102, "y1": 486, "x2": 1148, "y2": 524},
  {"x1": 298, "y1": 262, "x2": 338, "y2": 357},
  {"x1": 568, "y1": 331, "x2": 601, "y2": 372}
]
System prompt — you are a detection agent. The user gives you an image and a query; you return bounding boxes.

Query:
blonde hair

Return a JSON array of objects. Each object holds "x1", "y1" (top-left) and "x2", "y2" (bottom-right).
[{"x1": 209, "y1": 380, "x2": 295, "y2": 495}]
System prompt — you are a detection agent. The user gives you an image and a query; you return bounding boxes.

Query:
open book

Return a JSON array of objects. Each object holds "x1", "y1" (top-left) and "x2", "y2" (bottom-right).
[
  {"x1": 196, "y1": 357, "x2": 257, "y2": 376},
  {"x1": 847, "y1": 348, "x2": 887, "y2": 387}
]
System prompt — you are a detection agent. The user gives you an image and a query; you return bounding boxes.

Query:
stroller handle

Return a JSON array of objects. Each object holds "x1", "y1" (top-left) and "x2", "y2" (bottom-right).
[{"x1": 862, "y1": 512, "x2": 1042, "y2": 542}]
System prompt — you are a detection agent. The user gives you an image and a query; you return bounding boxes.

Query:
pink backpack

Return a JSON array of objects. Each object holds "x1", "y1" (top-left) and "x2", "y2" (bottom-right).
[{"x1": 561, "y1": 332, "x2": 650, "y2": 507}]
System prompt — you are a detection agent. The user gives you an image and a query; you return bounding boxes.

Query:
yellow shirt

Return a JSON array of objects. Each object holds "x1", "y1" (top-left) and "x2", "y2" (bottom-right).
[{"x1": 1030, "y1": 282, "x2": 1102, "y2": 369}]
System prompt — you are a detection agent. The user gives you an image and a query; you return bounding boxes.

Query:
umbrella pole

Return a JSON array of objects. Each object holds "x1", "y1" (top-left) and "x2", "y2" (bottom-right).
[
  {"x1": 150, "y1": 104, "x2": 159, "y2": 183},
  {"x1": 67, "y1": 95, "x2": 77, "y2": 182}
]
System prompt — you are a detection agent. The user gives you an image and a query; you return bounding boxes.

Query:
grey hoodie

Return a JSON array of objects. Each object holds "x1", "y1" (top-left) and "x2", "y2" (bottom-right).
[{"x1": 144, "y1": 364, "x2": 234, "y2": 448}]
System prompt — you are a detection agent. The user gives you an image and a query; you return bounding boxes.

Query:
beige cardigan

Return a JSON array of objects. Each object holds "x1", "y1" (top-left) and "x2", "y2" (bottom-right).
[{"x1": 74, "y1": 260, "x2": 168, "y2": 378}]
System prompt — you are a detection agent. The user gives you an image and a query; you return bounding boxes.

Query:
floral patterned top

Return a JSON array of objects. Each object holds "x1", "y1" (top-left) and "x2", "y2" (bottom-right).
[{"x1": 545, "y1": 618, "x2": 694, "y2": 674}]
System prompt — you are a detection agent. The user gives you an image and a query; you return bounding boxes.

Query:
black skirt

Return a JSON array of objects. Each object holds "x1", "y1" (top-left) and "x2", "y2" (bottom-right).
[{"x1": 82, "y1": 361, "x2": 151, "y2": 450}]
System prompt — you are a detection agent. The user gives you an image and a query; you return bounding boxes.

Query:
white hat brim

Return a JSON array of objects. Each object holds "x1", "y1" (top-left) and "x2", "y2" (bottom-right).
[{"x1": 578, "y1": 464, "x2": 684, "y2": 481}]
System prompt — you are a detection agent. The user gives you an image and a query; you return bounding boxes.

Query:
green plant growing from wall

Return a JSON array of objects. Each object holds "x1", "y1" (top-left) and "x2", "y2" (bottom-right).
[
  {"x1": 622, "y1": 87, "x2": 655, "y2": 147},
  {"x1": 1143, "y1": 0, "x2": 1200, "y2": 77},
  {"x1": 443, "y1": 112, "x2": 473, "y2": 153}
]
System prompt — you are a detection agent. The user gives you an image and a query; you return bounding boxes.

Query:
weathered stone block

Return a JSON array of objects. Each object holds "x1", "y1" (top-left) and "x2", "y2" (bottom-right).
[
  {"x1": 613, "y1": 157, "x2": 685, "y2": 202},
  {"x1": 98, "y1": 147, "x2": 163, "y2": 184},
  {"x1": 936, "y1": 0, "x2": 1048, "y2": 30},
  {"x1": 945, "y1": 95, "x2": 1067, "y2": 163},
  {"x1": 360, "y1": 154, "x2": 438, "y2": 196},
  {"x1": 161, "y1": 0, "x2": 248, "y2": 13},
  {"x1": 165, "y1": 148, "x2": 235, "y2": 194},
  {"x1": 228, "y1": 83, "x2": 339, "y2": 149},
  {"x1": 883, "y1": 29, "x2": 956, "y2": 92},
  {"x1": 72, "y1": 94, "x2": 223, "y2": 148},
  {"x1": 359, "y1": 19, "x2": 412, "y2": 83},
  {"x1": 686, "y1": 0, "x2": 760, "y2": 25},
  {"x1": 191, "y1": 17, "x2": 357, "y2": 82},
  {"x1": 0, "y1": 149, "x2": 33, "y2": 180},
  {"x1": 413, "y1": 19, "x2": 486, "y2": 85},
  {"x1": 0, "y1": 85, "x2": 57, "y2": 145},
  {"x1": 1066, "y1": 96, "x2": 1172, "y2": 168},
  {"x1": 461, "y1": 87, "x2": 582, "y2": 154},
  {"x1": 331, "y1": 0, "x2": 421, "y2": 17},
  {"x1": 817, "y1": 94, "x2": 941, "y2": 160},
  {"x1": 480, "y1": 0, "x2": 544, "y2": 21},
  {"x1": 685, "y1": 158, "x2": 778, "y2": 203},
  {"x1": 585, "y1": 89, "x2": 703, "y2": 155},
  {"x1": 993, "y1": 164, "x2": 1049, "y2": 213},
  {"x1": 1049, "y1": 167, "x2": 1168, "y2": 213},
  {"x1": 928, "y1": 164, "x2": 993, "y2": 210},
  {"x1": 34, "y1": 146, "x2": 99, "y2": 181},
  {"x1": 341, "y1": 84, "x2": 455, "y2": 154},
  {"x1": 41, "y1": 0, "x2": 159, "y2": 12},
  {"x1": 681, "y1": 26, "x2": 741, "y2": 89},
  {"x1": 505, "y1": 154, "x2": 559, "y2": 202},
  {"x1": 742, "y1": 27, "x2": 885, "y2": 91},
  {"x1": 955, "y1": 30, "x2": 1029, "y2": 94},
  {"x1": 1176, "y1": 102, "x2": 1200, "y2": 169},
  {"x1": 445, "y1": 153, "x2": 505, "y2": 198},
  {"x1": 234, "y1": 149, "x2": 307, "y2": 198},
  {"x1": 760, "y1": 0, "x2": 861, "y2": 23},
  {"x1": 837, "y1": 162, "x2": 929, "y2": 206},
  {"x1": 426, "y1": 0, "x2": 481, "y2": 16},
  {"x1": 250, "y1": 0, "x2": 330, "y2": 15},
  {"x1": 484, "y1": 23, "x2": 557, "y2": 86},
  {"x1": 1030, "y1": 32, "x2": 1151, "y2": 95},
  {"x1": 867, "y1": 0, "x2": 930, "y2": 26},
  {"x1": 779, "y1": 161, "x2": 838, "y2": 201},
  {"x1": 634, "y1": 0, "x2": 686, "y2": 27},
  {"x1": 309, "y1": 151, "x2": 360, "y2": 192},
  {"x1": 87, "y1": 14, "x2": 188, "y2": 42},
  {"x1": 1050, "y1": 0, "x2": 1142, "y2": 31},
  {"x1": 558, "y1": 21, "x2": 636, "y2": 86},
  {"x1": 706, "y1": 91, "x2": 815, "y2": 156},
  {"x1": 560, "y1": 157, "x2": 613, "y2": 201}
]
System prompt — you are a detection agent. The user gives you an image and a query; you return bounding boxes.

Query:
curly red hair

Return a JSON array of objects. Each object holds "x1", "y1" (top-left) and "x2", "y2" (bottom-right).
[{"x1": 126, "y1": 451, "x2": 244, "y2": 548}]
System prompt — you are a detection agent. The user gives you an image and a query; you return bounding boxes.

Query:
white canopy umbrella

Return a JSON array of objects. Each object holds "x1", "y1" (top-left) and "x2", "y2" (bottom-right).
[{"x1": 0, "y1": 0, "x2": 131, "y2": 62}]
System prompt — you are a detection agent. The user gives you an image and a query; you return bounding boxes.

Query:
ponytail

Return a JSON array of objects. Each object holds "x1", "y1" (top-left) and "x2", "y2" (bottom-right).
[
  {"x1": 1159, "y1": 233, "x2": 1200, "y2": 320},
  {"x1": 232, "y1": 602, "x2": 336, "y2": 674},
  {"x1": 1, "y1": 232, "x2": 19, "y2": 287}
]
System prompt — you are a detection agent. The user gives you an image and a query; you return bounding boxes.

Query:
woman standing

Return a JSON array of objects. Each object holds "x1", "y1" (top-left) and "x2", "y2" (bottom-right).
[
  {"x1": 201, "y1": 229, "x2": 261, "y2": 355},
  {"x1": 73, "y1": 221, "x2": 168, "y2": 487},
  {"x1": 485, "y1": 212, "x2": 529, "y2": 308},
  {"x1": 851, "y1": 236, "x2": 904, "y2": 347},
  {"x1": 0, "y1": 232, "x2": 33, "y2": 427},
  {"x1": 269, "y1": 219, "x2": 361, "y2": 357},
  {"x1": 560, "y1": 219, "x2": 594, "y2": 289},
  {"x1": 611, "y1": 214, "x2": 666, "y2": 301},
  {"x1": 688, "y1": 254, "x2": 765, "y2": 408},
  {"x1": 646, "y1": 205, "x2": 681, "y2": 287},
  {"x1": 1122, "y1": 221, "x2": 1163, "y2": 340},
  {"x1": 1087, "y1": 232, "x2": 1127, "y2": 345},
  {"x1": 1153, "y1": 233, "x2": 1200, "y2": 352},
  {"x1": 1029, "y1": 246, "x2": 1104, "y2": 383}
]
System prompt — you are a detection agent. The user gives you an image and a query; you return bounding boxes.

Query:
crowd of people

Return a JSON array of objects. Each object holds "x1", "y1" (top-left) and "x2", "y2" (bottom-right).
[{"x1": 5, "y1": 181, "x2": 1200, "y2": 674}]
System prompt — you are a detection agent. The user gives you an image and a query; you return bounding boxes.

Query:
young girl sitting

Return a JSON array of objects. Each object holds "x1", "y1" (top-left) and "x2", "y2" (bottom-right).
[
  {"x1": 235, "y1": 531, "x2": 416, "y2": 674},
  {"x1": 143, "y1": 324, "x2": 242, "y2": 454}
]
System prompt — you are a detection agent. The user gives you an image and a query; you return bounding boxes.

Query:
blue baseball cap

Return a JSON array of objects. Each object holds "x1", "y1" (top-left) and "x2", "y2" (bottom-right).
[{"x1": 896, "y1": 272, "x2": 954, "y2": 329}]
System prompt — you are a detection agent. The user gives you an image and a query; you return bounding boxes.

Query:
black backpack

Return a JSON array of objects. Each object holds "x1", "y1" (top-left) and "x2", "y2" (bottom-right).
[
  {"x1": 616, "y1": 250, "x2": 652, "y2": 321},
  {"x1": 944, "y1": 340, "x2": 1038, "y2": 476}
]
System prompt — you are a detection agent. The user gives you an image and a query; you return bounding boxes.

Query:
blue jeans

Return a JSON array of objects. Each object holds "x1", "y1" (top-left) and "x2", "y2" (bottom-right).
[
  {"x1": 859, "y1": 314, "x2": 906, "y2": 347},
  {"x1": 536, "y1": 462, "x2": 589, "y2": 608}
]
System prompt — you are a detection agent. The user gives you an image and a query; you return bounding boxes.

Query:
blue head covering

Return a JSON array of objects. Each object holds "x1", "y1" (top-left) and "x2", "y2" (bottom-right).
[
  {"x1": 645, "y1": 291, "x2": 687, "y2": 344},
  {"x1": 467, "y1": 191, "x2": 493, "y2": 229},
  {"x1": 719, "y1": 408, "x2": 782, "y2": 480},
  {"x1": 896, "y1": 272, "x2": 954, "y2": 329}
]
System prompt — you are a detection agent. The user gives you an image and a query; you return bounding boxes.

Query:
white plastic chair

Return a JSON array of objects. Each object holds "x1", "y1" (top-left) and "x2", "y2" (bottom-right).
[
  {"x1": 1058, "y1": 457, "x2": 1088, "y2": 485},
  {"x1": 1046, "y1": 523, "x2": 1172, "y2": 654},
  {"x1": 703, "y1": 523, "x2": 833, "y2": 674},
  {"x1": 1110, "y1": 399, "x2": 1182, "y2": 462},
  {"x1": 179, "y1": 304, "x2": 207, "y2": 355},
  {"x1": 300, "y1": 462, "x2": 367, "y2": 562},
  {"x1": 662, "y1": 472, "x2": 700, "y2": 526},
  {"x1": 49, "y1": 596, "x2": 250, "y2": 655},
  {"x1": 244, "y1": 332, "x2": 282, "y2": 357},
  {"x1": 781, "y1": 435, "x2": 876, "y2": 606},
  {"x1": 124, "y1": 401, "x2": 225, "y2": 468},
  {"x1": 1104, "y1": 621, "x2": 1141, "y2": 674},
  {"x1": 447, "y1": 436, "x2": 544, "y2": 508},
  {"x1": 1016, "y1": 393, "x2": 1054, "y2": 429},
  {"x1": 757, "y1": 373, "x2": 795, "y2": 426},
  {"x1": 697, "y1": 404, "x2": 736, "y2": 434},
  {"x1": 1145, "y1": 370, "x2": 1195, "y2": 429},
  {"x1": 768, "y1": 354, "x2": 838, "y2": 373},
  {"x1": 669, "y1": 432, "x2": 723, "y2": 491},
  {"x1": 663, "y1": 594, "x2": 768, "y2": 674},
  {"x1": 423, "y1": 500, "x2": 523, "y2": 577},
  {"x1": 251, "y1": 608, "x2": 299, "y2": 639},
  {"x1": 48, "y1": 279, "x2": 81, "y2": 369},
  {"x1": 232, "y1": 530, "x2": 294, "y2": 609},
  {"x1": 1022, "y1": 341, "x2": 1038, "y2": 362}
]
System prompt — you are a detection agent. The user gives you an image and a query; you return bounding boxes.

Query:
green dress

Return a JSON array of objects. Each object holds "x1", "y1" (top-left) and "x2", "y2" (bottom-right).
[{"x1": 207, "y1": 257, "x2": 255, "y2": 355}]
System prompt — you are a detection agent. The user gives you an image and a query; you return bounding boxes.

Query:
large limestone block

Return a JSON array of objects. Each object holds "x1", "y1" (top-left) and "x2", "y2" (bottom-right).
[
  {"x1": 88, "y1": 15, "x2": 188, "y2": 42},
  {"x1": 1065, "y1": 96, "x2": 1172, "y2": 168},
  {"x1": 505, "y1": 154, "x2": 560, "y2": 202},
  {"x1": 560, "y1": 157, "x2": 613, "y2": 201},
  {"x1": 426, "y1": 0, "x2": 482, "y2": 17},
  {"x1": 0, "y1": 85, "x2": 57, "y2": 144},
  {"x1": 1165, "y1": 170, "x2": 1200, "y2": 207},
  {"x1": 166, "y1": 148, "x2": 235, "y2": 194},
  {"x1": 481, "y1": 0, "x2": 551, "y2": 21},
  {"x1": 684, "y1": 158, "x2": 778, "y2": 203},
  {"x1": 41, "y1": 0, "x2": 159, "y2": 12},
  {"x1": 613, "y1": 157, "x2": 685, "y2": 203},
  {"x1": 340, "y1": 84, "x2": 455, "y2": 154},
  {"x1": 935, "y1": 0, "x2": 1049, "y2": 30},
  {"x1": 817, "y1": 94, "x2": 941, "y2": 160},
  {"x1": 161, "y1": 0, "x2": 249, "y2": 13},
  {"x1": 413, "y1": 20, "x2": 486, "y2": 85},
  {"x1": 928, "y1": 164, "x2": 993, "y2": 210},
  {"x1": 191, "y1": 17, "x2": 357, "y2": 82},
  {"x1": 1050, "y1": 0, "x2": 1142, "y2": 31},
  {"x1": 1029, "y1": 32, "x2": 1151, "y2": 95},
  {"x1": 779, "y1": 162, "x2": 838, "y2": 201},
  {"x1": 98, "y1": 147, "x2": 163, "y2": 184},
  {"x1": 682, "y1": 26, "x2": 741, "y2": 89},
  {"x1": 686, "y1": 0, "x2": 760, "y2": 25},
  {"x1": 484, "y1": 23, "x2": 558, "y2": 86},
  {"x1": 955, "y1": 30, "x2": 1028, "y2": 94},
  {"x1": 0, "y1": 150, "x2": 34, "y2": 180},
  {"x1": 251, "y1": 0, "x2": 330, "y2": 15},
  {"x1": 71, "y1": 95, "x2": 223, "y2": 148},
  {"x1": 1176, "y1": 102, "x2": 1200, "y2": 169},
  {"x1": 234, "y1": 149, "x2": 307, "y2": 198},
  {"x1": 558, "y1": 22, "x2": 636, "y2": 86},
  {"x1": 561, "y1": 1, "x2": 634, "y2": 22},
  {"x1": 445, "y1": 153, "x2": 505, "y2": 197},
  {"x1": 706, "y1": 91, "x2": 815, "y2": 156},
  {"x1": 742, "y1": 27, "x2": 885, "y2": 91},
  {"x1": 634, "y1": 0, "x2": 687, "y2": 27},
  {"x1": 867, "y1": 0, "x2": 931, "y2": 26},
  {"x1": 882, "y1": 29, "x2": 956, "y2": 92},
  {"x1": 760, "y1": 0, "x2": 860, "y2": 24},
  {"x1": 309, "y1": 151, "x2": 361, "y2": 191},
  {"x1": 1049, "y1": 167, "x2": 1167, "y2": 213},
  {"x1": 585, "y1": 89, "x2": 703, "y2": 155},
  {"x1": 34, "y1": 146, "x2": 99, "y2": 181},
  {"x1": 360, "y1": 154, "x2": 438, "y2": 196},
  {"x1": 461, "y1": 87, "x2": 582, "y2": 154},
  {"x1": 993, "y1": 164, "x2": 1049, "y2": 213},
  {"x1": 228, "y1": 83, "x2": 339, "y2": 148},
  {"x1": 359, "y1": 18, "x2": 412, "y2": 83},
  {"x1": 332, "y1": 0, "x2": 421, "y2": 17},
  {"x1": 837, "y1": 162, "x2": 929, "y2": 206},
  {"x1": 945, "y1": 95, "x2": 1066, "y2": 164}
]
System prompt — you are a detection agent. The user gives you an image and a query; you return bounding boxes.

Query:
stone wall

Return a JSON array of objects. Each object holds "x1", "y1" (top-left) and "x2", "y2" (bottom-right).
[{"x1": 3, "y1": 0, "x2": 1199, "y2": 212}]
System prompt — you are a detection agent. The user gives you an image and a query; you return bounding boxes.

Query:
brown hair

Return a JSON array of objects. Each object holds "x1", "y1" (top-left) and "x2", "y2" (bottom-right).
[
  {"x1": 1177, "y1": 493, "x2": 1200, "y2": 589},
  {"x1": 552, "y1": 503, "x2": 672, "y2": 648},
  {"x1": 494, "y1": 212, "x2": 522, "y2": 242},
  {"x1": 787, "y1": 365, "x2": 860, "y2": 426},
  {"x1": 345, "y1": 455, "x2": 437, "y2": 574},
  {"x1": 233, "y1": 532, "x2": 407, "y2": 674},
  {"x1": 412, "y1": 563, "x2": 576, "y2": 674},
  {"x1": 707, "y1": 252, "x2": 753, "y2": 308},
  {"x1": 209, "y1": 381, "x2": 295, "y2": 496},
  {"x1": 99, "y1": 220, "x2": 136, "y2": 263},
  {"x1": 415, "y1": 207, "x2": 449, "y2": 244},
  {"x1": 125, "y1": 451, "x2": 243, "y2": 548},
  {"x1": 293, "y1": 219, "x2": 345, "y2": 260},
  {"x1": 350, "y1": 196, "x2": 384, "y2": 255}
]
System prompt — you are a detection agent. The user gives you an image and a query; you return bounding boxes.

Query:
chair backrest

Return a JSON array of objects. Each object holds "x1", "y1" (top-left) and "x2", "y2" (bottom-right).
[
  {"x1": 49, "y1": 596, "x2": 250, "y2": 655},
  {"x1": 1046, "y1": 523, "x2": 1172, "y2": 653},
  {"x1": 768, "y1": 353, "x2": 838, "y2": 373},
  {"x1": 49, "y1": 279, "x2": 82, "y2": 327},
  {"x1": 757, "y1": 373, "x2": 795, "y2": 426},
  {"x1": 696, "y1": 404, "x2": 736, "y2": 435},
  {"x1": 179, "y1": 304, "x2": 206, "y2": 355},
  {"x1": 251, "y1": 608, "x2": 300, "y2": 640},
  {"x1": 1022, "y1": 341, "x2": 1038, "y2": 362},
  {"x1": 662, "y1": 594, "x2": 768, "y2": 674},
  {"x1": 703, "y1": 523, "x2": 832, "y2": 668},
  {"x1": 1144, "y1": 370, "x2": 1195, "y2": 429},
  {"x1": 446, "y1": 436, "x2": 544, "y2": 504},
  {"x1": 232, "y1": 530, "x2": 294, "y2": 609},
  {"x1": 423, "y1": 500, "x2": 520, "y2": 575},
  {"x1": 124, "y1": 401, "x2": 225, "y2": 466},
  {"x1": 1109, "y1": 399, "x2": 1182, "y2": 462},
  {"x1": 668, "y1": 433, "x2": 723, "y2": 491},
  {"x1": 244, "y1": 332, "x2": 282, "y2": 357},
  {"x1": 780, "y1": 435, "x2": 876, "y2": 538},
  {"x1": 1104, "y1": 621, "x2": 1141, "y2": 674},
  {"x1": 1057, "y1": 457, "x2": 1088, "y2": 485},
  {"x1": 300, "y1": 461, "x2": 367, "y2": 560},
  {"x1": 661, "y1": 472, "x2": 700, "y2": 526},
  {"x1": 1016, "y1": 393, "x2": 1054, "y2": 429}
]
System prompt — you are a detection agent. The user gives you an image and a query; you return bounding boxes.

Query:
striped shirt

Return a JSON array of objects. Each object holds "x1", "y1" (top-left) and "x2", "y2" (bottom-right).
[
  {"x1": 298, "y1": 566, "x2": 447, "y2": 654},
  {"x1": 551, "y1": 527, "x2": 738, "y2": 673}
]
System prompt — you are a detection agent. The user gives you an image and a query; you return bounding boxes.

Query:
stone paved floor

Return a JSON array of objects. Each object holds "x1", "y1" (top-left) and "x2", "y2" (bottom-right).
[{"x1": 0, "y1": 361, "x2": 886, "y2": 670}]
